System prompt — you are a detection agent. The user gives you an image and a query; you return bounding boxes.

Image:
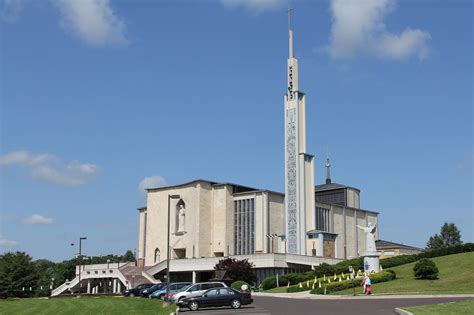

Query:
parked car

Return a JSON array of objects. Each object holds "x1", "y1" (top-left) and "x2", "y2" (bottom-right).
[
  {"x1": 149, "y1": 282, "x2": 192, "y2": 299},
  {"x1": 171, "y1": 282, "x2": 227, "y2": 303},
  {"x1": 177, "y1": 287, "x2": 252, "y2": 311},
  {"x1": 140, "y1": 282, "x2": 166, "y2": 298},
  {"x1": 123, "y1": 283, "x2": 154, "y2": 297}
]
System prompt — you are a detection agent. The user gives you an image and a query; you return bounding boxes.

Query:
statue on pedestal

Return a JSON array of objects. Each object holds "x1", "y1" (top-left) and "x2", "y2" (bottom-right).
[
  {"x1": 357, "y1": 222, "x2": 380, "y2": 273},
  {"x1": 357, "y1": 222, "x2": 377, "y2": 253}
]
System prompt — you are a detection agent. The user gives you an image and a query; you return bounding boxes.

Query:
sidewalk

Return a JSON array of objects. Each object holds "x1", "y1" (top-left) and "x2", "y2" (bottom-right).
[{"x1": 253, "y1": 291, "x2": 474, "y2": 300}]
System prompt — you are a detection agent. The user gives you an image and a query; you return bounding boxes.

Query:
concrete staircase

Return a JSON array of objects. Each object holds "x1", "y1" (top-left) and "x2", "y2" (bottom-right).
[{"x1": 119, "y1": 265, "x2": 157, "y2": 288}]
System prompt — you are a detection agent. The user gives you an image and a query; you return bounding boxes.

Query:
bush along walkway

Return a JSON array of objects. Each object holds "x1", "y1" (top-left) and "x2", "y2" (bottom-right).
[
  {"x1": 310, "y1": 270, "x2": 396, "y2": 295},
  {"x1": 266, "y1": 270, "x2": 396, "y2": 294}
]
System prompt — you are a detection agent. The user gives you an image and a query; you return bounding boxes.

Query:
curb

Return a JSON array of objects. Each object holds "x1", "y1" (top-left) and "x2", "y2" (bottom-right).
[{"x1": 394, "y1": 307, "x2": 413, "y2": 315}]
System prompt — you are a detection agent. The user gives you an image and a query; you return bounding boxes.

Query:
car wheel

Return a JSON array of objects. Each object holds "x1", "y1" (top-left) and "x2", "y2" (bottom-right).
[
  {"x1": 189, "y1": 301, "x2": 199, "y2": 311},
  {"x1": 158, "y1": 294, "x2": 164, "y2": 300},
  {"x1": 130, "y1": 293, "x2": 135, "y2": 297},
  {"x1": 231, "y1": 299, "x2": 241, "y2": 309}
]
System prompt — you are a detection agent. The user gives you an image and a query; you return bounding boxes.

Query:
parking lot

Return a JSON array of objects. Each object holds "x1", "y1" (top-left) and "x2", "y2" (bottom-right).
[{"x1": 186, "y1": 295, "x2": 473, "y2": 315}]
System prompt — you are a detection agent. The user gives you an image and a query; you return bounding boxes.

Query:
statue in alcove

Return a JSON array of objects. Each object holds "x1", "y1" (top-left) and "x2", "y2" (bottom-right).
[{"x1": 177, "y1": 203, "x2": 186, "y2": 233}]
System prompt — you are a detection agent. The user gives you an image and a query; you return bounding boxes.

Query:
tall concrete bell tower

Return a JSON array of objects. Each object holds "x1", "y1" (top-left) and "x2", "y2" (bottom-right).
[{"x1": 284, "y1": 6, "x2": 315, "y2": 255}]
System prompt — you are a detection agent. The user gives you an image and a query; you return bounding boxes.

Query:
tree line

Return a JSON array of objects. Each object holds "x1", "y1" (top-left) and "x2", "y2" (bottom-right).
[{"x1": 0, "y1": 250, "x2": 135, "y2": 299}]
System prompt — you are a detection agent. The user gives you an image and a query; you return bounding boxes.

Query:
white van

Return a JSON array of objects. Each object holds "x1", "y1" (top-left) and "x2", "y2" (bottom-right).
[{"x1": 171, "y1": 282, "x2": 227, "y2": 303}]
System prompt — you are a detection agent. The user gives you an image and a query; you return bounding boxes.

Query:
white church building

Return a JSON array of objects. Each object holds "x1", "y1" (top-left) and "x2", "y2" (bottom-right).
[
  {"x1": 135, "y1": 23, "x2": 379, "y2": 283},
  {"x1": 51, "y1": 18, "x2": 380, "y2": 295}
]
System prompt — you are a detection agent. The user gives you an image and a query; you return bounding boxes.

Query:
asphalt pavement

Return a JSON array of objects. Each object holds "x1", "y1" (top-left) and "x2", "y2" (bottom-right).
[{"x1": 178, "y1": 295, "x2": 473, "y2": 315}]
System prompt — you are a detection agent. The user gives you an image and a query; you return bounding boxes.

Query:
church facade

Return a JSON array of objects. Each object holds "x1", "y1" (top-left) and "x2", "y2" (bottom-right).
[{"x1": 135, "y1": 21, "x2": 379, "y2": 282}]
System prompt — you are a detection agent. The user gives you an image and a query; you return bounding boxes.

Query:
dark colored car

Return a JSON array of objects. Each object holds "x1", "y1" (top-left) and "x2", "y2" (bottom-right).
[
  {"x1": 140, "y1": 283, "x2": 167, "y2": 297},
  {"x1": 177, "y1": 287, "x2": 252, "y2": 311},
  {"x1": 123, "y1": 283, "x2": 154, "y2": 297}
]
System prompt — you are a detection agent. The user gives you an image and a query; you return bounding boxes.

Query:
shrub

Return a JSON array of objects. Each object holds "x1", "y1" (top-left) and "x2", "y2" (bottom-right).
[
  {"x1": 313, "y1": 263, "x2": 335, "y2": 278},
  {"x1": 214, "y1": 258, "x2": 256, "y2": 284},
  {"x1": 332, "y1": 257, "x2": 364, "y2": 275},
  {"x1": 381, "y1": 254, "x2": 418, "y2": 269},
  {"x1": 310, "y1": 270, "x2": 396, "y2": 294},
  {"x1": 231, "y1": 281, "x2": 249, "y2": 291},
  {"x1": 413, "y1": 258, "x2": 439, "y2": 280}
]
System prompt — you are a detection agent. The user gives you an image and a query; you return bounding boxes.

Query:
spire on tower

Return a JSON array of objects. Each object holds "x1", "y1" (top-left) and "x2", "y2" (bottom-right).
[
  {"x1": 287, "y1": 4, "x2": 294, "y2": 58},
  {"x1": 325, "y1": 146, "x2": 332, "y2": 185}
]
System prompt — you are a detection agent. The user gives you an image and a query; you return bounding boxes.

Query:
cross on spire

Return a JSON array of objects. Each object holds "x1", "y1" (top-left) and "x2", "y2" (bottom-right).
[
  {"x1": 325, "y1": 146, "x2": 332, "y2": 185},
  {"x1": 287, "y1": 4, "x2": 293, "y2": 32}
]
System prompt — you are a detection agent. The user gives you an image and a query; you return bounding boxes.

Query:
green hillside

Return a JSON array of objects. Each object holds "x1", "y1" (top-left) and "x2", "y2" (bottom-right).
[{"x1": 335, "y1": 252, "x2": 474, "y2": 295}]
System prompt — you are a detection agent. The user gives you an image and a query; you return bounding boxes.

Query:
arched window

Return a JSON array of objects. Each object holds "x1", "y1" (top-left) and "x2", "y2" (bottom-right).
[{"x1": 154, "y1": 248, "x2": 160, "y2": 263}]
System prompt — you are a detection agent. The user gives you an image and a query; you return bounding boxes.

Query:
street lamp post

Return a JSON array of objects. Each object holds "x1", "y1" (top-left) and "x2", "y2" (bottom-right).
[
  {"x1": 71, "y1": 236, "x2": 87, "y2": 295},
  {"x1": 166, "y1": 194, "x2": 180, "y2": 303}
]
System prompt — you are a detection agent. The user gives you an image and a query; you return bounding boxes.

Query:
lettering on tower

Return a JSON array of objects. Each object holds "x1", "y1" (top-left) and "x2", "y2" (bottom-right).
[
  {"x1": 288, "y1": 65, "x2": 294, "y2": 100},
  {"x1": 286, "y1": 108, "x2": 297, "y2": 253}
]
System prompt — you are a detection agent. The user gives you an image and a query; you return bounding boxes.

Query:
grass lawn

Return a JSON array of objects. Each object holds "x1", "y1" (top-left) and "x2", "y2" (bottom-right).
[
  {"x1": 403, "y1": 299, "x2": 474, "y2": 314},
  {"x1": 334, "y1": 252, "x2": 474, "y2": 295},
  {"x1": 0, "y1": 296, "x2": 177, "y2": 315}
]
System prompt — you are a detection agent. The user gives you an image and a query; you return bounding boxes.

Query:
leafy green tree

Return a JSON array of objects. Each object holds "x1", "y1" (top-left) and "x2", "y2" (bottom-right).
[
  {"x1": 426, "y1": 222, "x2": 462, "y2": 249},
  {"x1": 122, "y1": 250, "x2": 136, "y2": 262},
  {"x1": 34, "y1": 259, "x2": 55, "y2": 296},
  {"x1": 214, "y1": 258, "x2": 256, "y2": 284},
  {"x1": 0, "y1": 252, "x2": 39, "y2": 298}
]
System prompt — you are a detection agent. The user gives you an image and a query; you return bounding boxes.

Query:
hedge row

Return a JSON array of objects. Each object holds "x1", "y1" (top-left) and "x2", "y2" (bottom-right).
[
  {"x1": 261, "y1": 243, "x2": 473, "y2": 291},
  {"x1": 381, "y1": 243, "x2": 474, "y2": 269},
  {"x1": 310, "y1": 270, "x2": 396, "y2": 295}
]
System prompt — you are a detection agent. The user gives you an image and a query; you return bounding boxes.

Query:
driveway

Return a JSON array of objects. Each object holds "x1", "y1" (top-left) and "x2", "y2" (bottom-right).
[{"x1": 180, "y1": 295, "x2": 473, "y2": 314}]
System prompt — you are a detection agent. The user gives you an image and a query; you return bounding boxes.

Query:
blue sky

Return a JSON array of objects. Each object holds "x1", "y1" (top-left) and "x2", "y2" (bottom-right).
[{"x1": 0, "y1": 0, "x2": 472, "y2": 262}]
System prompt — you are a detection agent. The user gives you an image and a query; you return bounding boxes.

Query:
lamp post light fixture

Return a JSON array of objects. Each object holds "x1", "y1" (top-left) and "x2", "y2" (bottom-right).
[
  {"x1": 166, "y1": 194, "x2": 180, "y2": 303},
  {"x1": 265, "y1": 234, "x2": 278, "y2": 253},
  {"x1": 71, "y1": 236, "x2": 87, "y2": 295}
]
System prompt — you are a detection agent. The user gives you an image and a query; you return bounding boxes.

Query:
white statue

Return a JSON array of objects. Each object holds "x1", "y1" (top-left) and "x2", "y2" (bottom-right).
[
  {"x1": 177, "y1": 204, "x2": 186, "y2": 232},
  {"x1": 357, "y1": 222, "x2": 377, "y2": 253}
]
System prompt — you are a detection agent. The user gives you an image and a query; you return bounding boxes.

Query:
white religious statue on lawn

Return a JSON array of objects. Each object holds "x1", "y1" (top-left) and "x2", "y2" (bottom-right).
[
  {"x1": 357, "y1": 222, "x2": 377, "y2": 253},
  {"x1": 357, "y1": 222, "x2": 380, "y2": 273},
  {"x1": 177, "y1": 204, "x2": 186, "y2": 233}
]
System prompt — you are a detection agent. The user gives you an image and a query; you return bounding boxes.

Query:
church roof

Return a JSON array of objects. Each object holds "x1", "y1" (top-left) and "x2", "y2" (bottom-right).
[
  {"x1": 145, "y1": 179, "x2": 284, "y2": 196},
  {"x1": 314, "y1": 182, "x2": 360, "y2": 193},
  {"x1": 375, "y1": 240, "x2": 423, "y2": 251}
]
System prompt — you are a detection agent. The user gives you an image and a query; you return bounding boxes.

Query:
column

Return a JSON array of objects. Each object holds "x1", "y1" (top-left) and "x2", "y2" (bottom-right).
[
  {"x1": 192, "y1": 271, "x2": 197, "y2": 283},
  {"x1": 87, "y1": 280, "x2": 91, "y2": 294},
  {"x1": 113, "y1": 279, "x2": 117, "y2": 293}
]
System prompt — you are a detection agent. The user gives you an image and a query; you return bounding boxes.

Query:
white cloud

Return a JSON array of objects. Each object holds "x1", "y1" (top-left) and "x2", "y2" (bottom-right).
[
  {"x1": 0, "y1": 235, "x2": 18, "y2": 247},
  {"x1": 138, "y1": 175, "x2": 167, "y2": 195},
  {"x1": 23, "y1": 214, "x2": 55, "y2": 225},
  {"x1": 0, "y1": 150, "x2": 99, "y2": 186},
  {"x1": 0, "y1": 0, "x2": 26, "y2": 22},
  {"x1": 220, "y1": 0, "x2": 285, "y2": 13},
  {"x1": 52, "y1": 0, "x2": 128, "y2": 46},
  {"x1": 327, "y1": 0, "x2": 431, "y2": 60}
]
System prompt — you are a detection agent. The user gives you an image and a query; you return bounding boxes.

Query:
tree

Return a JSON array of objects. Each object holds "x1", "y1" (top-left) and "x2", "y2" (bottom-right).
[
  {"x1": 0, "y1": 252, "x2": 40, "y2": 298},
  {"x1": 122, "y1": 250, "x2": 136, "y2": 262},
  {"x1": 34, "y1": 259, "x2": 55, "y2": 297},
  {"x1": 426, "y1": 222, "x2": 462, "y2": 249},
  {"x1": 413, "y1": 258, "x2": 439, "y2": 280},
  {"x1": 214, "y1": 258, "x2": 256, "y2": 284}
]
